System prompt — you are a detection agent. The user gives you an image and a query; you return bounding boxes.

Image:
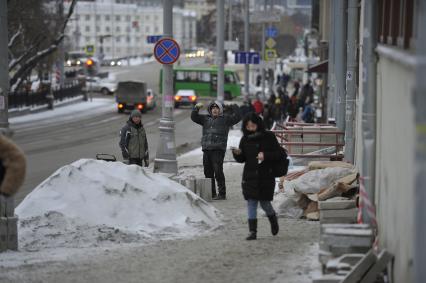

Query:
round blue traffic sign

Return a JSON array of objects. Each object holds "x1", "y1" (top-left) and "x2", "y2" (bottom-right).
[{"x1": 154, "y1": 38, "x2": 180, "y2": 65}]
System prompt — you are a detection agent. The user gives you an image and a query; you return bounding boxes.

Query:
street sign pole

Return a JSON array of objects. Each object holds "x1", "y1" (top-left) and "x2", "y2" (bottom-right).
[
  {"x1": 153, "y1": 0, "x2": 177, "y2": 174},
  {"x1": 244, "y1": 0, "x2": 250, "y2": 97},
  {"x1": 261, "y1": 0, "x2": 266, "y2": 97},
  {"x1": 216, "y1": 0, "x2": 225, "y2": 103},
  {"x1": 0, "y1": 0, "x2": 11, "y2": 136}
]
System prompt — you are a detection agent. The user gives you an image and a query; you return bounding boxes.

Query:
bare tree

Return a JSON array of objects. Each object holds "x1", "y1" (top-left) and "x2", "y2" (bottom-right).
[{"x1": 8, "y1": 0, "x2": 77, "y2": 92}]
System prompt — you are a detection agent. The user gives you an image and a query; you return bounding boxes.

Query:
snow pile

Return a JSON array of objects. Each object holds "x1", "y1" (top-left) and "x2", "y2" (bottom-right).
[{"x1": 16, "y1": 159, "x2": 221, "y2": 250}]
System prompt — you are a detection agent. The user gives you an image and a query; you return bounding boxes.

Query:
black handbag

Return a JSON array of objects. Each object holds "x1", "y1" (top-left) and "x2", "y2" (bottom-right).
[{"x1": 271, "y1": 147, "x2": 289, "y2": 177}]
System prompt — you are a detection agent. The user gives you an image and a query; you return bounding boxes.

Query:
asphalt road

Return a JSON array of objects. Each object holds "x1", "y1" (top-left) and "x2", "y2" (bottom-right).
[{"x1": 10, "y1": 62, "x2": 205, "y2": 205}]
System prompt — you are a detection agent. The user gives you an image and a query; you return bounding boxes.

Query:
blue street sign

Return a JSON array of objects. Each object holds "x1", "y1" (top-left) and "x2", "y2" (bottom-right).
[
  {"x1": 154, "y1": 38, "x2": 180, "y2": 65},
  {"x1": 147, "y1": 35, "x2": 162, "y2": 44},
  {"x1": 234, "y1": 52, "x2": 260, "y2": 65},
  {"x1": 266, "y1": 27, "x2": 278, "y2": 38}
]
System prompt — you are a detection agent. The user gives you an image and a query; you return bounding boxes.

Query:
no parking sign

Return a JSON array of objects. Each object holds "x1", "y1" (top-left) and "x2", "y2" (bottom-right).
[{"x1": 154, "y1": 38, "x2": 180, "y2": 65}]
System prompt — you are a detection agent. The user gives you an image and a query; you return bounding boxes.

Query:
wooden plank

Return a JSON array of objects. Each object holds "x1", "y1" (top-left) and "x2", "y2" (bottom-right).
[
  {"x1": 360, "y1": 250, "x2": 393, "y2": 283},
  {"x1": 323, "y1": 228, "x2": 373, "y2": 237},
  {"x1": 341, "y1": 250, "x2": 376, "y2": 283}
]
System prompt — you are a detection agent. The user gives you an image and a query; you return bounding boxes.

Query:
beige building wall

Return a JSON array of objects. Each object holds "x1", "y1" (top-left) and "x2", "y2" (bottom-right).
[{"x1": 375, "y1": 46, "x2": 416, "y2": 282}]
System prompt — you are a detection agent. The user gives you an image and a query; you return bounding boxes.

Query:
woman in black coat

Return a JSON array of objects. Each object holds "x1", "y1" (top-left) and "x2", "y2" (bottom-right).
[{"x1": 232, "y1": 113, "x2": 281, "y2": 240}]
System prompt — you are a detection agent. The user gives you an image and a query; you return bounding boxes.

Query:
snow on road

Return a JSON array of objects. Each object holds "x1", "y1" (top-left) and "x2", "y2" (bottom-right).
[{"x1": 16, "y1": 159, "x2": 221, "y2": 251}]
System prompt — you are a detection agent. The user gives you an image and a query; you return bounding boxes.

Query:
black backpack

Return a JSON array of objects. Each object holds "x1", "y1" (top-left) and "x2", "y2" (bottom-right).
[{"x1": 271, "y1": 147, "x2": 289, "y2": 177}]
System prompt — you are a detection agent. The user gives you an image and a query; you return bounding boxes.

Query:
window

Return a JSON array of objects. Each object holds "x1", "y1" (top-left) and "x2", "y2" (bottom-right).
[
  {"x1": 105, "y1": 15, "x2": 110, "y2": 21},
  {"x1": 126, "y1": 26, "x2": 131, "y2": 32},
  {"x1": 85, "y1": 26, "x2": 90, "y2": 32},
  {"x1": 126, "y1": 15, "x2": 131, "y2": 21},
  {"x1": 126, "y1": 36, "x2": 131, "y2": 43},
  {"x1": 154, "y1": 15, "x2": 159, "y2": 21},
  {"x1": 116, "y1": 37, "x2": 121, "y2": 43},
  {"x1": 146, "y1": 15, "x2": 150, "y2": 21},
  {"x1": 96, "y1": 26, "x2": 100, "y2": 32},
  {"x1": 145, "y1": 26, "x2": 150, "y2": 33},
  {"x1": 136, "y1": 15, "x2": 140, "y2": 20},
  {"x1": 116, "y1": 15, "x2": 121, "y2": 21},
  {"x1": 85, "y1": 36, "x2": 91, "y2": 42},
  {"x1": 96, "y1": 15, "x2": 100, "y2": 21},
  {"x1": 136, "y1": 37, "x2": 140, "y2": 42},
  {"x1": 225, "y1": 74, "x2": 235, "y2": 84},
  {"x1": 116, "y1": 26, "x2": 121, "y2": 32},
  {"x1": 176, "y1": 71, "x2": 211, "y2": 83},
  {"x1": 106, "y1": 26, "x2": 110, "y2": 32},
  {"x1": 106, "y1": 47, "x2": 111, "y2": 52},
  {"x1": 85, "y1": 15, "x2": 90, "y2": 21},
  {"x1": 154, "y1": 26, "x2": 159, "y2": 33}
]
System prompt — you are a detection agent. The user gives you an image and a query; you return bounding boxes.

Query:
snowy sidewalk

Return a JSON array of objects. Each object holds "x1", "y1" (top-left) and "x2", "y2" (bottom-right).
[{"x1": 0, "y1": 133, "x2": 321, "y2": 283}]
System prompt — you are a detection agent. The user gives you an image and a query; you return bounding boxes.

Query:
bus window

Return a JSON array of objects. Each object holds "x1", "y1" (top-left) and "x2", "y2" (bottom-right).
[
  {"x1": 200, "y1": 71, "x2": 210, "y2": 82},
  {"x1": 176, "y1": 71, "x2": 185, "y2": 81},
  {"x1": 225, "y1": 73, "x2": 235, "y2": 84}
]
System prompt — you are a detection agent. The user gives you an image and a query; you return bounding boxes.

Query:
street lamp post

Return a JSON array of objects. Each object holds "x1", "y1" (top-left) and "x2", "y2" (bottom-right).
[{"x1": 153, "y1": 0, "x2": 178, "y2": 174}]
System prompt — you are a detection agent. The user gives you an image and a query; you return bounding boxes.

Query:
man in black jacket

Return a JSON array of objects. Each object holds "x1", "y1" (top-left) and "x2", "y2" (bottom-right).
[{"x1": 191, "y1": 101, "x2": 241, "y2": 200}]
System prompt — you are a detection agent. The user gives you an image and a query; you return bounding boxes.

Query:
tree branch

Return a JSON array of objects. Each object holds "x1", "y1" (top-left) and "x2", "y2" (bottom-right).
[
  {"x1": 9, "y1": 0, "x2": 77, "y2": 92},
  {"x1": 8, "y1": 25, "x2": 22, "y2": 49},
  {"x1": 9, "y1": 35, "x2": 45, "y2": 71}
]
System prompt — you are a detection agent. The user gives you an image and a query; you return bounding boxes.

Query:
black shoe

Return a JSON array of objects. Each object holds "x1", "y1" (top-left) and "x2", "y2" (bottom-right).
[
  {"x1": 267, "y1": 214, "x2": 279, "y2": 236},
  {"x1": 246, "y1": 219, "x2": 257, "y2": 240},
  {"x1": 212, "y1": 194, "x2": 226, "y2": 200}
]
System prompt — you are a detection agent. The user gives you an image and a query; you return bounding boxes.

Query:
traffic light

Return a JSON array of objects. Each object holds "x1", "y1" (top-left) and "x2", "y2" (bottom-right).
[{"x1": 85, "y1": 58, "x2": 96, "y2": 76}]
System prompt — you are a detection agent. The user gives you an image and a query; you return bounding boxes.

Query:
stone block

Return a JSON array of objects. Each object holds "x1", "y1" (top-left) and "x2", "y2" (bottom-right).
[
  {"x1": 0, "y1": 217, "x2": 7, "y2": 252},
  {"x1": 0, "y1": 196, "x2": 6, "y2": 217},
  {"x1": 5, "y1": 198, "x2": 14, "y2": 217},
  {"x1": 320, "y1": 208, "x2": 358, "y2": 218},
  {"x1": 196, "y1": 178, "x2": 212, "y2": 201},
  {"x1": 186, "y1": 178, "x2": 197, "y2": 194},
  {"x1": 319, "y1": 198, "x2": 356, "y2": 210},
  {"x1": 7, "y1": 216, "x2": 18, "y2": 250}
]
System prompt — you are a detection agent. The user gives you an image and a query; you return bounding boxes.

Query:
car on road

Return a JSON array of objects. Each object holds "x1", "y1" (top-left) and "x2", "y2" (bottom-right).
[
  {"x1": 174, "y1": 89, "x2": 197, "y2": 108},
  {"x1": 86, "y1": 77, "x2": 117, "y2": 95},
  {"x1": 115, "y1": 81, "x2": 148, "y2": 113},
  {"x1": 146, "y1": 88, "x2": 157, "y2": 110}
]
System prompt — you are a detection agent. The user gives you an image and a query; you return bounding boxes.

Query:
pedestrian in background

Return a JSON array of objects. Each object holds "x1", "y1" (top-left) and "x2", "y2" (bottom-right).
[
  {"x1": 0, "y1": 135, "x2": 26, "y2": 197},
  {"x1": 232, "y1": 113, "x2": 281, "y2": 240},
  {"x1": 119, "y1": 110, "x2": 149, "y2": 167},
  {"x1": 191, "y1": 101, "x2": 241, "y2": 200}
]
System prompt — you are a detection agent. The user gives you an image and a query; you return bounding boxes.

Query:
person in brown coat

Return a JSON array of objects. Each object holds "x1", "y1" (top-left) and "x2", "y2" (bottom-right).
[{"x1": 0, "y1": 135, "x2": 26, "y2": 197}]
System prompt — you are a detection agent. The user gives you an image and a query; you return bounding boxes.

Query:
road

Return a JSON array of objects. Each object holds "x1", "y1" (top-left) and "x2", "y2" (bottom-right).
[{"x1": 10, "y1": 61, "x2": 204, "y2": 205}]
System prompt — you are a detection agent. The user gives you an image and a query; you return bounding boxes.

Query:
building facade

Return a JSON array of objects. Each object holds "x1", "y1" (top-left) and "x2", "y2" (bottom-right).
[{"x1": 64, "y1": 1, "x2": 197, "y2": 59}]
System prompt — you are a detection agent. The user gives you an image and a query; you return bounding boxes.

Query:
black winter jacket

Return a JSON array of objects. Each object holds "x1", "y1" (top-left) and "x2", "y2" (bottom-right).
[
  {"x1": 191, "y1": 102, "x2": 241, "y2": 151},
  {"x1": 233, "y1": 131, "x2": 282, "y2": 201}
]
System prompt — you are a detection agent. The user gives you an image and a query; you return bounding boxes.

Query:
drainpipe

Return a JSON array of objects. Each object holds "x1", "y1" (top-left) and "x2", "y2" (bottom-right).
[
  {"x1": 344, "y1": 0, "x2": 359, "y2": 163},
  {"x1": 335, "y1": 0, "x2": 347, "y2": 131},
  {"x1": 360, "y1": 0, "x2": 378, "y2": 226},
  {"x1": 326, "y1": 0, "x2": 336, "y2": 121},
  {"x1": 414, "y1": 0, "x2": 426, "y2": 281}
]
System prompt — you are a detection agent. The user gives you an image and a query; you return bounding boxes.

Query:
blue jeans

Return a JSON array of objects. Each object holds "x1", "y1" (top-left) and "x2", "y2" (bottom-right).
[{"x1": 247, "y1": 199, "x2": 276, "y2": 220}]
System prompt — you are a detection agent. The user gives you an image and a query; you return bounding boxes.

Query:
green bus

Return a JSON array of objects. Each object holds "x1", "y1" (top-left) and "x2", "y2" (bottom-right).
[{"x1": 160, "y1": 67, "x2": 241, "y2": 100}]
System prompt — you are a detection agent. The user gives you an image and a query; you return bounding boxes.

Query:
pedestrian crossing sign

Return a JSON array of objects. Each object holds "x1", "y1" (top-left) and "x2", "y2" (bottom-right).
[
  {"x1": 85, "y1": 45, "x2": 95, "y2": 56},
  {"x1": 265, "y1": 48, "x2": 277, "y2": 61}
]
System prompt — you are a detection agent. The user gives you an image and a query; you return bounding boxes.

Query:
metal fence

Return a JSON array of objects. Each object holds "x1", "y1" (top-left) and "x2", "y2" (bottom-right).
[{"x1": 8, "y1": 81, "x2": 84, "y2": 109}]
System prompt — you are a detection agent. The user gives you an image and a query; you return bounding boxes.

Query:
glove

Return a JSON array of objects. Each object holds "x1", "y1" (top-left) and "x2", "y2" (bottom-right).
[
  {"x1": 144, "y1": 159, "x2": 149, "y2": 167},
  {"x1": 195, "y1": 102, "x2": 204, "y2": 110},
  {"x1": 122, "y1": 151, "x2": 129, "y2": 160}
]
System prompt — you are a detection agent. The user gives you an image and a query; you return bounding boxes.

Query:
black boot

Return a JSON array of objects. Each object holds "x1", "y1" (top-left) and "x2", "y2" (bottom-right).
[
  {"x1": 267, "y1": 214, "x2": 279, "y2": 236},
  {"x1": 246, "y1": 219, "x2": 257, "y2": 240}
]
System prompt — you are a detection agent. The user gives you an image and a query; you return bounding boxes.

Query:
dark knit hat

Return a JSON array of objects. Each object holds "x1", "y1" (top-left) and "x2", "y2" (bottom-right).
[{"x1": 130, "y1": 109, "x2": 142, "y2": 118}]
